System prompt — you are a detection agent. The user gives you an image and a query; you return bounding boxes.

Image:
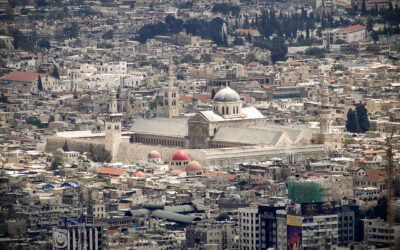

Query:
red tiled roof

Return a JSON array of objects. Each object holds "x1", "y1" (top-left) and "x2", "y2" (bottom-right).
[
  {"x1": 97, "y1": 167, "x2": 124, "y2": 176},
  {"x1": 363, "y1": 149, "x2": 386, "y2": 155},
  {"x1": 170, "y1": 169, "x2": 183, "y2": 174},
  {"x1": 364, "y1": 169, "x2": 386, "y2": 182},
  {"x1": 288, "y1": 61, "x2": 301, "y2": 66},
  {"x1": 247, "y1": 62, "x2": 260, "y2": 67},
  {"x1": 1, "y1": 72, "x2": 43, "y2": 82},
  {"x1": 196, "y1": 93, "x2": 212, "y2": 103},
  {"x1": 342, "y1": 25, "x2": 364, "y2": 32},
  {"x1": 203, "y1": 172, "x2": 237, "y2": 180},
  {"x1": 179, "y1": 96, "x2": 193, "y2": 103},
  {"x1": 240, "y1": 93, "x2": 252, "y2": 101}
]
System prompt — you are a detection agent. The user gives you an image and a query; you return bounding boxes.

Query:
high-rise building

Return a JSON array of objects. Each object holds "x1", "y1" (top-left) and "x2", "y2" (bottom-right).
[
  {"x1": 258, "y1": 198, "x2": 286, "y2": 249},
  {"x1": 238, "y1": 207, "x2": 260, "y2": 250}
]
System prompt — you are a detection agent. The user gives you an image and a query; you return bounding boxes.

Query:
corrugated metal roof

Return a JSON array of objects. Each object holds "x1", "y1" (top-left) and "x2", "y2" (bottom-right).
[
  {"x1": 164, "y1": 205, "x2": 194, "y2": 213},
  {"x1": 151, "y1": 210, "x2": 197, "y2": 224}
]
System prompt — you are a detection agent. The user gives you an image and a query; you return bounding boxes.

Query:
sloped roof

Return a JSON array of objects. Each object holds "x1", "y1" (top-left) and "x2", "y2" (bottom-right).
[
  {"x1": 151, "y1": 210, "x2": 197, "y2": 224},
  {"x1": 364, "y1": 169, "x2": 386, "y2": 182},
  {"x1": 130, "y1": 118, "x2": 188, "y2": 137},
  {"x1": 97, "y1": 167, "x2": 124, "y2": 176},
  {"x1": 342, "y1": 25, "x2": 364, "y2": 32},
  {"x1": 203, "y1": 172, "x2": 237, "y2": 180},
  {"x1": 1, "y1": 71, "x2": 43, "y2": 82},
  {"x1": 198, "y1": 111, "x2": 224, "y2": 122},
  {"x1": 164, "y1": 205, "x2": 194, "y2": 213},
  {"x1": 212, "y1": 126, "x2": 284, "y2": 145}
]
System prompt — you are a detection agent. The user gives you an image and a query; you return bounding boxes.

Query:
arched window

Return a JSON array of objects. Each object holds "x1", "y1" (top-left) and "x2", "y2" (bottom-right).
[
  {"x1": 226, "y1": 106, "x2": 229, "y2": 114},
  {"x1": 222, "y1": 107, "x2": 225, "y2": 114}
]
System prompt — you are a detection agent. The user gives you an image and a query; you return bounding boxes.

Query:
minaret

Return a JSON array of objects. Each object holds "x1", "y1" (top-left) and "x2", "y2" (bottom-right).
[
  {"x1": 105, "y1": 89, "x2": 121, "y2": 161},
  {"x1": 109, "y1": 89, "x2": 118, "y2": 113},
  {"x1": 319, "y1": 85, "x2": 331, "y2": 134},
  {"x1": 312, "y1": 84, "x2": 342, "y2": 151},
  {"x1": 157, "y1": 62, "x2": 179, "y2": 118}
]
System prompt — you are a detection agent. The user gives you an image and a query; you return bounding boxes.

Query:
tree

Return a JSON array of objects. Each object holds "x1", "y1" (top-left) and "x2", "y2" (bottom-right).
[
  {"x1": 37, "y1": 75, "x2": 43, "y2": 91},
  {"x1": 62, "y1": 141, "x2": 69, "y2": 151},
  {"x1": 102, "y1": 30, "x2": 113, "y2": 39},
  {"x1": 374, "y1": 196, "x2": 387, "y2": 220},
  {"x1": 37, "y1": 39, "x2": 50, "y2": 49},
  {"x1": 216, "y1": 213, "x2": 229, "y2": 221},
  {"x1": 51, "y1": 150, "x2": 64, "y2": 170},
  {"x1": 346, "y1": 108, "x2": 361, "y2": 133},
  {"x1": 10, "y1": 29, "x2": 33, "y2": 51},
  {"x1": 366, "y1": 18, "x2": 374, "y2": 32},
  {"x1": 233, "y1": 37, "x2": 244, "y2": 46},
  {"x1": 200, "y1": 54, "x2": 211, "y2": 63},
  {"x1": 371, "y1": 31, "x2": 379, "y2": 42},
  {"x1": 64, "y1": 22, "x2": 79, "y2": 39},
  {"x1": 331, "y1": 64, "x2": 345, "y2": 71},
  {"x1": 305, "y1": 47, "x2": 327, "y2": 58},
  {"x1": 88, "y1": 145, "x2": 111, "y2": 162},
  {"x1": 253, "y1": 37, "x2": 287, "y2": 63},
  {"x1": 211, "y1": 89, "x2": 216, "y2": 99},
  {"x1": 51, "y1": 65, "x2": 60, "y2": 79},
  {"x1": 356, "y1": 103, "x2": 370, "y2": 133}
]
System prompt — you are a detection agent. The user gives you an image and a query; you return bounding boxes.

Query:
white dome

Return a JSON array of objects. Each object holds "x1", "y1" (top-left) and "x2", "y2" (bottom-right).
[{"x1": 214, "y1": 86, "x2": 240, "y2": 102}]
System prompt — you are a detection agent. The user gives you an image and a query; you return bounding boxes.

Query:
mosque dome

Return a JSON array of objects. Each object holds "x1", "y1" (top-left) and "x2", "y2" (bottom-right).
[
  {"x1": 171, "y1": 150, "x2": 190, "y2": 161},
  {"x1": 148, "y1": 150, "x2": 161, "y2": 159},
  {"x1": 214, "y1": 86, "x2": 241, "y2": 102},
  {"x1": 185, "y1": 161, "x2": 202, "y2": 172},
  {"x1": 133, "y1": 171, "x2": 146, "y2": 177}
]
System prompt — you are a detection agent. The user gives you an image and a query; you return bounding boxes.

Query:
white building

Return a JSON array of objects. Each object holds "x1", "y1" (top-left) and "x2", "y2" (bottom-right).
[
  {"x1": 323, "y1": 25, "x2": 366, "y2": 44},
  {"x1": 239, "y1": 207, "x2": 260, "y2": 250}
]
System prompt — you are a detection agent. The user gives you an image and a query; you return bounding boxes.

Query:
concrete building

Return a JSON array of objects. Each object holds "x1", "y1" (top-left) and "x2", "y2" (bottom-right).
[
  {"x1": 185, "y1": 221, "x2": 238, "y2": 249},
  {"x1": 362, "y1": 218, "x2": 400, "y2": 249},
  {"x1": 258, "y1": 198, "x2": 286, "y2": 249},
  {"x1": 323, "y1": 25, "x2": 366, "y2": 44},
  {"x1": 239, "y1": 207, "x2": 260, "y2": 250},
  {"x1": 53, "y1": 216, "x2": 104, "y2": 250}
]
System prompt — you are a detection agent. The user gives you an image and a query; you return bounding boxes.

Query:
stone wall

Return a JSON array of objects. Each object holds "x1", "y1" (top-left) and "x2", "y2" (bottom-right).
[{"x1": 46, "y1": 137, "x2": 326, "y2": 167}]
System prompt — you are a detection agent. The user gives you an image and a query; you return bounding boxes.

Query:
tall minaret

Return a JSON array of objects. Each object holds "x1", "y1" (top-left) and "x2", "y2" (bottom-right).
[
  {"x1": 319, "y1": 85, "x2": 331, "y2": 134},
  {"x1": 105, "y1": 89, "x2": 121, "y2": 161},
  {"x1": 109, "y1": 89, "x2": 118, "y2": 113},
  {"x1": 157, "y1": 62, "x2": 179, "y2": 118}
]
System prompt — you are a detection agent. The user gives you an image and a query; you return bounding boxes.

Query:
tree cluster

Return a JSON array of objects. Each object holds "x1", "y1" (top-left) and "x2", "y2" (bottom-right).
[
  {"x1": 88, "y1": 145, "x2": 112, "y2": 163},
  {"x1": 10, "y1": 29, "x2": 33, "y2": 51},
  {"x1": 211, "y1": 3, "x2": 240, "y2": 17},
  {"x1": 305, "y1": 47, "x2": 327, "y2": 58},
  {"x1": 137, "y1": 16, "x2": 227, "y2": 46},
  {"x1": 358, "y1": 196, "x2": 400, "y2": 223},
  {"x1": 253, "y1": 37, "x2": 287, "y2": 62},
  {"x1": 63, "y1": 22, "x2": 79, "y2": 39},
  {"x1": 346, "y1": 104, "x2": 370, "y2": 133},
  {"x1": 51, "y1": 150, "x2": 64, "y2": 170}
]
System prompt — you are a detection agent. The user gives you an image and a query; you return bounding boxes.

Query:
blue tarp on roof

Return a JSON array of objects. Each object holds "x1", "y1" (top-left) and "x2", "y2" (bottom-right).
[
  {"x1": 42, "y1": 184, "x2": 55, "y2": 189},
  {"x1": 61, "y1": 182, "x2": 78, "y2": 188}
]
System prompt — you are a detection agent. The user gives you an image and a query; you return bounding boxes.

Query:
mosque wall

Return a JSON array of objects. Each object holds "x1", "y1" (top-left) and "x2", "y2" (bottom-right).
[{"x1": 46, "y1": 136, "x2": 326, "y2": 167}]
